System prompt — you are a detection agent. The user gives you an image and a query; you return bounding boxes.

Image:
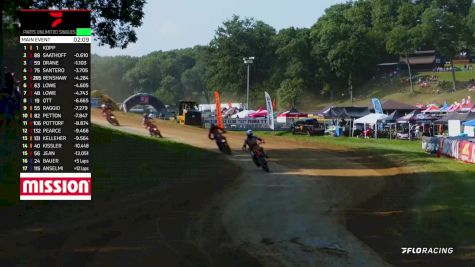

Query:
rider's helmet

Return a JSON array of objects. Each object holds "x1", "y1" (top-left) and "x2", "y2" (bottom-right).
[
  {"x1": 246, "y1": 129, "x2": 253, "y2": 137},
  {"x1": 210, "y1": 123, "x2": 216, "y2": 128}
]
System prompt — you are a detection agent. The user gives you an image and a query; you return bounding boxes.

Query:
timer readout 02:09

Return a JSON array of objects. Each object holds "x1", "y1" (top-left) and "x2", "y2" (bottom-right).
[{"x1": 73, "y1": 36, "x2": 90, "y2": 43}]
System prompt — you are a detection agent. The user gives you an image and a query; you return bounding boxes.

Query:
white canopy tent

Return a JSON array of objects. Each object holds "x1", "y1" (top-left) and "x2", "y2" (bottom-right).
[
  {"x1": 354, "y1": 113, "x2": 389, "y2": 124},
  {"x1": 231, "y1": 110, "x2": 256, "y2": 119},
  {"x1": 353, "y1": 113, "x2": 389, "y2": 138}
]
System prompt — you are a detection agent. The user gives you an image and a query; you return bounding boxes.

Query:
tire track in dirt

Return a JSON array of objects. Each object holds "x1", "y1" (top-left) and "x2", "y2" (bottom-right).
[{"x1": 90, "y1": 110, "x2": 406, "y2": 266}]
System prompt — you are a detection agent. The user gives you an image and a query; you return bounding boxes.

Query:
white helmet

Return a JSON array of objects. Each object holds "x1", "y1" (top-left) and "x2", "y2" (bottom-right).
[{"x1": 246, "y1": 129, "x2": 253, "y2": 136}]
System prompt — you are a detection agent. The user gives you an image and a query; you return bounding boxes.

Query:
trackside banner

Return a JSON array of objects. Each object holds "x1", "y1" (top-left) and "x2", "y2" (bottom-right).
[
  {"x1": 459, "y1": 140, "x2": 475, "y2": 163},
  {"x1": 264, "y1": 91, "x2": 274, "y2": 130},
  {"x1": 20, "y1": 173, "x2": 91, "y2": 200},
  {"x1": 214, "y1": 91, "x2": 224, "y2": 129},
  {"x1": 437, "y1": 137, "x2": 475, "y2": 164}
]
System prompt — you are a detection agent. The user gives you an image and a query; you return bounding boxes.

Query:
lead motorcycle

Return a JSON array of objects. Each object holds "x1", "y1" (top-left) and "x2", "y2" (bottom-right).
[{"x1": 247, "y1": 141, "x2": 269, "y2": 172}]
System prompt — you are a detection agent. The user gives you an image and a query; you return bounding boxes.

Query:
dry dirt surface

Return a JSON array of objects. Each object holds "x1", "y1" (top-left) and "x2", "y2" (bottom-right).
[
  {"x1": 87, "y1": 110, "x2": 414, "y2": 267},
  {"x1": 0, "y1": 109, "x2": 411, "y2": 266}
]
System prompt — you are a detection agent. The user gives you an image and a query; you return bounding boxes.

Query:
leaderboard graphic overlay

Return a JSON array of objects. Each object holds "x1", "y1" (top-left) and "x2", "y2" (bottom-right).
[{"x1": 19, "y1": 10, "x2": 91, "y2": 200}]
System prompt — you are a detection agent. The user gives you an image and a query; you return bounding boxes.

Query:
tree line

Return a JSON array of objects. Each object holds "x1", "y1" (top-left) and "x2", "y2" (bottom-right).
[{"x1": 92, "y1": 0, "x2": 475, "y2": 109}]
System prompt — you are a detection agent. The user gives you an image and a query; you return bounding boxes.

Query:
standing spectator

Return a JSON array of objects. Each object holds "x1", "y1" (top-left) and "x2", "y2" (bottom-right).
[
  {"x1": 414, "y1": 125, "x2": 420, "y2": 139},
  {"x1": 4, "y1": 71, "x2": 14, "y2": 96}
]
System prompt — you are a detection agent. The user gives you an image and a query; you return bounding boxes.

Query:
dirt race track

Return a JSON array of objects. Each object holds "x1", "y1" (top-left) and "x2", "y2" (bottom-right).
[
  {"x1": 89, "y1": 110, "x2": 413, "y2": 267},
  {"x1": 0, "y1": 110, "x2": 413, "y2": 267}
]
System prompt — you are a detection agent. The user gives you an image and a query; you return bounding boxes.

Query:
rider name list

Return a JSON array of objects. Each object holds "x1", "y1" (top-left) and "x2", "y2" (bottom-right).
[{"x1": 19, "y1": 10, "x2": 92, "y2": 200}]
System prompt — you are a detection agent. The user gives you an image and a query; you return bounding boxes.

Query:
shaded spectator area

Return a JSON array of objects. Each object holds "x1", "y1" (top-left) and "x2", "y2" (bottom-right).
[{"x1": 0, "y1": 72, "x2": 21, "y2": 131}]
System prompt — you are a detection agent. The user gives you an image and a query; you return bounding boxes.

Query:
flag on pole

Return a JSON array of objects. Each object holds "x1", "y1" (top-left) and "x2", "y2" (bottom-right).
[
  {"x1": 264, "y1": 91, "x2": 274, "y2": 130},
  {"x1": 372, "y1": 98, "x2": 383, "y2": 114},
  {"x1": 214, "y1": 91, "x2": 224, "y2": 129}
]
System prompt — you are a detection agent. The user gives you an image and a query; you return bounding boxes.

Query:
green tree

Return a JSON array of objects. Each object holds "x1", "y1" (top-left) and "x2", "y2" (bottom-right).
[
  {"x1": 271, "y1": 27, "x2": 315, "y2": 94},
  {"x1": 310, "y1": 2, "x2": 378, "y2": 103},
  {"x1": 124, "y1": 52, "x2": 164, "y2": 93},
  {"x1": 378, "y1": 1, "x2": 424, "y2": 94},
  {"x1": 181, "y1": 66, "x2": 209, "y2": 103},
  {"x1": 154, "y1": 75, "x2": 182, "y2": 104},
  {"x1": 277, "y1": 78, "x2": 303, "y2": 109},
  {"x1": 371, "y1": 0, "x2": 403, "y2": 35},
  {"x1": 88, "y1": 1, "x2": 475, "y2": 109},
  {"x1": 467, "y1": 5, "x2": 475, "y2": 45},
  {"x1": 386, "y1": 25, "x2": 421, "y2": 94},
  {"x1": 95, "y1": 46, "x2": 212, "y2": 104},
  {"x1": 153, "y1": 88, "x2": 176, "y2": 105},
  {"x1": 207, "y1": 15, "x2": 276, "y2": 102},
  {"x1": 421, "y1": 7, "x2": 463, "y2": 91},
  {"x1": 91, "y1": 55, "x2": 138, "y2": 100}
]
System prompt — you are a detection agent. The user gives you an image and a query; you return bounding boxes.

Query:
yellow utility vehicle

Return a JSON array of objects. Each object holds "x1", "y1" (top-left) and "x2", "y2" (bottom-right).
[{"x1": 176, "y1": 101, "x2": 202, "y2": 126}]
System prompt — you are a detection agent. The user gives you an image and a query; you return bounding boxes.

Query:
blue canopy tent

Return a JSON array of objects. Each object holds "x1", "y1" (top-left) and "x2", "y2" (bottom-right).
[
  {"x1": 440, "y1": 101, "x2": 449, "y2": 112},
  {"x1": 463, "y1": 119, "x2": 475, "y2": 126},
  {"x1": 463, "y1": 119, "x2": 475, "y2": 137}
]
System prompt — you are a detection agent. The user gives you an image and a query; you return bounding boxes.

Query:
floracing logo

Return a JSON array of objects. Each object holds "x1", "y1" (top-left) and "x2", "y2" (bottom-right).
[
  {"x1": 401, "y1": 247, "x2": 454, "y2": 255},
  {"x1": 49, "y1": 12, "x2": 63, "y2": 28},
  {"x1": 20, "y1": 173, "x2": 91, "y2": 200}
]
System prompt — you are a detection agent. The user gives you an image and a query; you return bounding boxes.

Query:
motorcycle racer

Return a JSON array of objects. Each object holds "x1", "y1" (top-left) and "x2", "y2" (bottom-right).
[
  {"x1": 208, "y1": 123, "x2": 226, "y2": 141},
  {"x1": 242, "y1": 129, "x2": 267, "y2": 158}
]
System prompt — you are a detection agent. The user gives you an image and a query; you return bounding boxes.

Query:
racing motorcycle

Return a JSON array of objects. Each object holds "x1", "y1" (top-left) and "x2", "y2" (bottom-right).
[
  {"x1": 211, "y1": 133, "x2": 232, "y2": 155},
  {"x1": 101, "y1": 104, "x2": 112, "y2": 117},
  {"x1": 148, "y1": 124, "x2": 163, "y2": 138},
  {"x1": 248, "y1": 141, "x2": 269, "y2": 172},
  {"x1": 106, "y1": 113, "x2": 120, "y2": 126}
]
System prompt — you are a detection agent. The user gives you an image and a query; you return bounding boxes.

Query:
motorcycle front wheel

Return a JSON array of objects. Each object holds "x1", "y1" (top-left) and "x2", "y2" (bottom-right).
[{"x1": 222, "y1": 143, "x2": 232, "y2": 155}]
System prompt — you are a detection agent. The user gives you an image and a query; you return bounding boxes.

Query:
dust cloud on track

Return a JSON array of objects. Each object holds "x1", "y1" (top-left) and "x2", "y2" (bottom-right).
[{"x1": 91, "y1": 110, "x2": 410, "y2": 266}]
